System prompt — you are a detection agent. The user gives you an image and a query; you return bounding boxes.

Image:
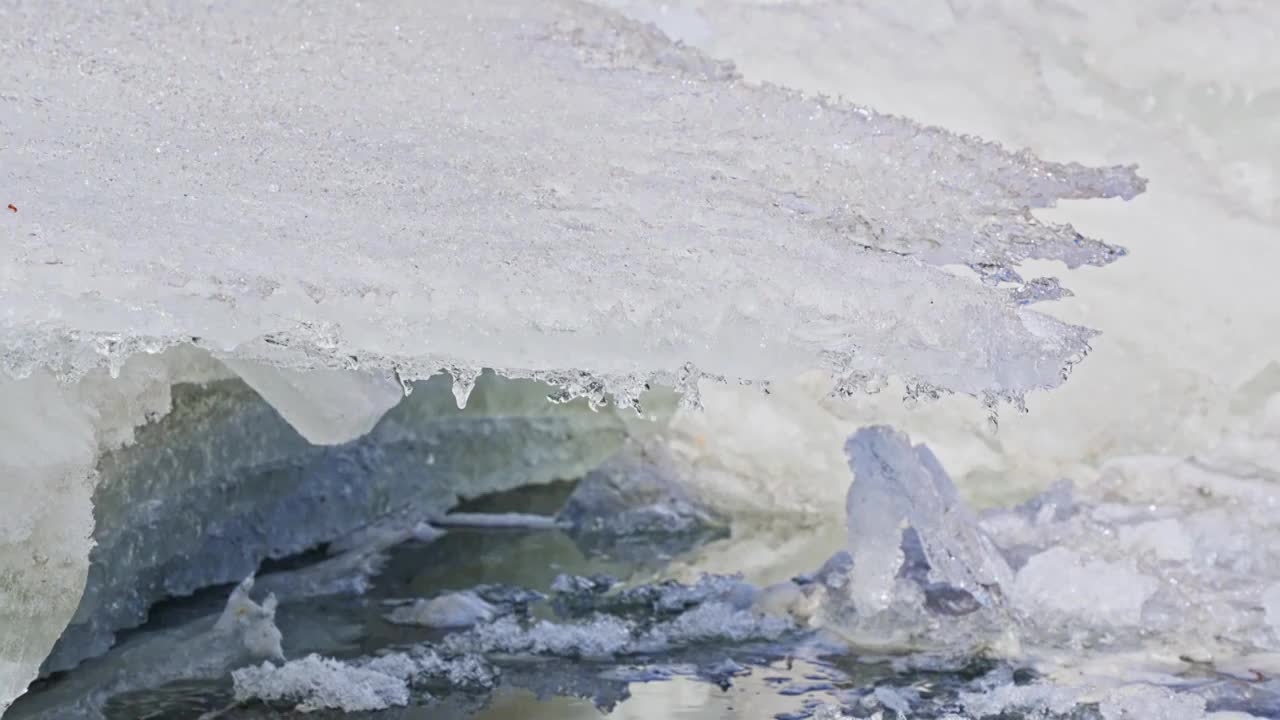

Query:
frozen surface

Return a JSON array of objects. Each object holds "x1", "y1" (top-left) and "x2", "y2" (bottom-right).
[
  {"x1": 12, "y1": 411, "x2": 1280, "y2": 718},
  {"x1": 0, "y1": 0, "x2": 1141, "y2": 407},
  {"x1": 632, "y1": 0, "x2": 1280, "y2": 507}
]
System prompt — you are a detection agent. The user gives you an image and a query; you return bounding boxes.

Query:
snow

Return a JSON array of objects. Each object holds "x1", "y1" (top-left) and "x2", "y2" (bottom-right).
[{"x1": 0, "y1": 0, "x2": 1139, "y2": 406}]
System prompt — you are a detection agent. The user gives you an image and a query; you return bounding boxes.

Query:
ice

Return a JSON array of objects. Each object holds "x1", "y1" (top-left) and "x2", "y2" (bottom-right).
[
  {"x1": 232, "y1": 655, "x2": 411, "y2": 713},
  {"x1": 550, "y1": 572, "x2": 755, "y2": 618},
  {"x1": 820, "y1": 426, "x2": 1014, "y2": 652},
  {"x1": 26, "y1": 359, "x2": 630, "y2": 689},
  {"x1": 384, "y1": 592, "x2": 497, "y2": 629},
  {"x1": 234, "y1": 647, "x2": 496, "y2": 715},
  {"x1": 446, "y1": 615, "x2": 636, "y2": 659},
  {"x1": 441, "y1": 573, "x2": 793, "y2": 660},
  {"x1": 213, "y1": 577, "x2": 284, "y2": 663},
  {"x1": 6, "y1": 576, "x2": 285, "y2": 720},
  {"x1": 957, "y1": 681, "x2": 1085, "y2": 718},
  {"x1": 641, "y1": 600, "x2": 792, "y2": 646},
  {"x1": 1264, "y1": 585, "x2": 1280, "y2": 630},
  {"x1": 958, "y1": 681, "x2": 1207, "y2": 720},
  {"x1": 1098, "y1": 685, "x2": 1207, "y2": 720},
  {"x1": 811, "y1": 705, "x2": 854, "y2": 720},
  {"x1": 0, "y1": 0, "x2": 1141, "y2": 406},
  {"x1": 1011, "y1": 547, "x2": 1157, "y2": 629},
  {"x1": 0, "y1": 0, "x2": 1146, "y2": 710},
  {"x1": 218, "y1": 360, "x2": 404, "y2": 445},
  {"x1": 872, "y1": 686, "x2": 913, "y2": 717},
  {"x1": 975, "y1": 388, "x2": 1280, "y2": 661}
]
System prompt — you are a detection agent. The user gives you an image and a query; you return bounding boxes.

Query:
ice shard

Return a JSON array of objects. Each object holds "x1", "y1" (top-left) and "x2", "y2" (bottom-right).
[{"x1": 816, "y1": 427, "x2": 1015, "y2": 653}]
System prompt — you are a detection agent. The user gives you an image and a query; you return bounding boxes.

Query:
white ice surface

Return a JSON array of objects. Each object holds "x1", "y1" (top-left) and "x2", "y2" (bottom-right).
[
  {"x1": 645, "y1": 0, "x2": 1280, "y2": 511},
  {"x1": 0, "y1": 0, "x2": 1140, "y2": 406}
]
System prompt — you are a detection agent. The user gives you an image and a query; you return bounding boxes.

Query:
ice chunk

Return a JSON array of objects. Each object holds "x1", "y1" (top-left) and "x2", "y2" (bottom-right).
[
  {"x1": 364, "y1": 649, "x2": 498, "y2": 690},
  {"x1": 385, "y1": 592, "x2": 497, "y2": 629},
  {"x1": 445, "y1": 615, "x2": 636, "y2": 659},
  {"x1": 873, "y1": 686, "x2": 914, "y2": 717},
  {"x1": 819, "y1": 427, "x2": 1014, "y2": 651},
  {"x1": 441, "y1": 573, "x2": 792, "y2": 660},
  {"x1": 638, "y1": 601, "x2": 793, "y2": 648},
  {"x1": 959, "y1": 682, "x2": 1087, "y2": 718},
  {"x1": 1013, "y1": 547, "x2": 1157, "y2": 628},
  {"x1": 232, "y1": 654, "x2": 411, "y2": 713},
  {"x1": 843, "y1": 427, "x2": 1012, "y2": 615},
  {"x1": 550, "y1": 572, "x2": 755, "y2": 618},
  {"x1": 1097, "y1": 684, "x2": 1207, "y2": 720}
]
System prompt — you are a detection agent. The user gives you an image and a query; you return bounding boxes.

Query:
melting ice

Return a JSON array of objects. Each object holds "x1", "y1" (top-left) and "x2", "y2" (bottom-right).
[{"x1": 1, "y1": 0, "x2": 1273, "y2": 718}]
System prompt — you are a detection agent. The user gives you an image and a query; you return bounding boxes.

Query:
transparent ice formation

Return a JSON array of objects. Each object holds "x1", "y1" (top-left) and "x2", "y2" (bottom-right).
[
  {"x1": 816, "y1": 426, "x2": 1016, "y2": 654},
  {"x1": 0, "y1": 0, "x2": 1148, "y2": 712}
]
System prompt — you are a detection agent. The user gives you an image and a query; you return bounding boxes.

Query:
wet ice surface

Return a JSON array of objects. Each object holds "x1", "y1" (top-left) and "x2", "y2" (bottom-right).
[{"x1": 12, "y1": 411, "x2": 1280, "y2": 720}]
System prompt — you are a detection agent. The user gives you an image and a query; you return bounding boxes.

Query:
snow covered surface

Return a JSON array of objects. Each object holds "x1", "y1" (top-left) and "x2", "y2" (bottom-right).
[{"x1": 1, "y1": 0, "x2": 1141, "y2": 404}]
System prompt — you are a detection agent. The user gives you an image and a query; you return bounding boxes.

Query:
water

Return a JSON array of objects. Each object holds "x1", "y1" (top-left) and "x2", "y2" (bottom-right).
[
  {"x1": 5, "y1": 479, "x2": 1001, "y2": 719},
  {"x1": 60, "y1": 491, "x2": 844, "y2": 720}
]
